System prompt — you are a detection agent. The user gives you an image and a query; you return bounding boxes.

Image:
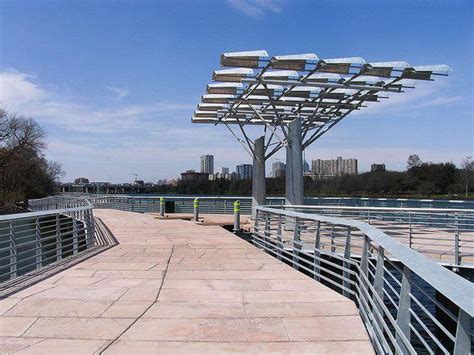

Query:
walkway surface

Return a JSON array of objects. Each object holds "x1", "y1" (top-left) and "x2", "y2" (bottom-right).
[{"x1": 0, "y1": 209, "x2": 372, "y2": 354}]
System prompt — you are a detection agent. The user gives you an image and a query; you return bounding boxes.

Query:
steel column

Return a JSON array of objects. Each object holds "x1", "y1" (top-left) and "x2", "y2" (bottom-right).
[
  {"x1": 252, "y1": 136, "x2": 266, "y2": 219},
  {"x1": 285, "y1": 116, "x2": 304, "y2": 205}
]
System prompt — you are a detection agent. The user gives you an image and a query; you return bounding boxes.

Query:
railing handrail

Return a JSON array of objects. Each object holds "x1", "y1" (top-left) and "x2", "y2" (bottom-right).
[
  {"x1": 88, "y1": 195, "x2": 255, "y2": 201},
  {"x1": 0, "y1": 205, "x2": 92, "y2": 222},
  {"x1": 257, "y1": 206, "x2": 474, "y2": 316},
  {"x1": 282, "y1": 204, "x2": 474, "y2": 214},
  {"x1": 28, "y1": 195, "x2": 92, "y2": 205}
]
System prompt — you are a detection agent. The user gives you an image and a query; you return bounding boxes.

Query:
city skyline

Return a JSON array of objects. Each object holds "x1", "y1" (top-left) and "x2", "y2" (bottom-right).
[
  {"x1": 1, "y1": 1, "x2": 472, "y2": 182},
  {"x1": 62, "y1": 152, "x2": 436, "y2": 184}
]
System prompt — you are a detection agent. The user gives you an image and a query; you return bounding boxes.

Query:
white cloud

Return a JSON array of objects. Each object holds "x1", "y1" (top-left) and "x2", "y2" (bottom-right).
[
  {"x1": 0, "y1": 69, "x2": 194, "y2": 134},
  {"x1": 106, "y1": 86, "x2": 129, "y2": 100},
  {"x1": 353, "y1": 81, "x2": 464, "y2": 118},
  {"x1": 0, "y1": 68, "x2": 469, "y2": 183},
  {"x1": 0, "y1": 68, "x2": 247, "y2": 182},
  {"x1": 0, "y1": 70, "x2": 46, "y2": 105},
  {"x1": 226, "y1": 0, "x2": 284, "y2": 18}
]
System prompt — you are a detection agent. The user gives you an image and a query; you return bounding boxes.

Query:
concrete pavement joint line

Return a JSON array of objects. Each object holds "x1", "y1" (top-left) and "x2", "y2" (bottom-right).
[
  {"x1": 97, "y1": 244, "x2": 176, "y2": 354},
  {"x1": 2, "y1": 336, "x2": 46, "y2": 353},
  {"x1": 19, "y1": 317, "x2": 40, "y2": 337},
  {"x1": 0, "y1": 336, "x2": 369, "y2": 343}
]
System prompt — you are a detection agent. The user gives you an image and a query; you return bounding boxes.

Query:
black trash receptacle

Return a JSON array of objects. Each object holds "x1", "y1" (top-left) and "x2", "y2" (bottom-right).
[{"x1": 165, "y1": 201, "x2": 175, "y2": 213}]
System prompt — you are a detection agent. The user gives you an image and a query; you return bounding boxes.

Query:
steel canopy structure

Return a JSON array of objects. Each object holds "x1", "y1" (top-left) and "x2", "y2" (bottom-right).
[{"x1": 192, "y1": 50, "x2": 451, "y2": 215}]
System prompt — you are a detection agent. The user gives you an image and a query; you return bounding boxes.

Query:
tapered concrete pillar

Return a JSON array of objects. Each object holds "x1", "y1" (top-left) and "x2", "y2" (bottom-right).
[
  {"x1": 285, "y1": 116, "x2": 304, "y2": 205},
  {"x1": 252, "y1": 136, "x2": 266, "y2": 219}
]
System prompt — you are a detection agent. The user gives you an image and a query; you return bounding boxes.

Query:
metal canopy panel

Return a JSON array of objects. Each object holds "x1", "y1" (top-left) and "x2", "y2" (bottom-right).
[
  {"x1": 193, "y1": 50, "x2": 451, "y2": 151},
  {"x1": 271, "y1": 53, "x2": 319, "y2": 71},
  {"x1": 220, "y1": 50, "x2": 268, "y2": 68}
]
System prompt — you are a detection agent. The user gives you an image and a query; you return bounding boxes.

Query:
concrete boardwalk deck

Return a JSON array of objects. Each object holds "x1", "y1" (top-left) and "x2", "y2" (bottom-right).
[{"x1": 0, "y1": 210, "x2": 372, "y2": 354}]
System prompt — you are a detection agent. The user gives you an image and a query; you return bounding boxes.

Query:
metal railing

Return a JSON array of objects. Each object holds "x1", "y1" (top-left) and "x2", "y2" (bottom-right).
[
  {"x1": 86, "y1": 195, "x2": 284, "y2": 214},
  {"x1": 29, "y1": 195, "x2": 91, "y2": 211},
  {"x1": 1, "y1": 198, "x2": 96, "y2": 283},
  {"x1": 60, "y1": 192, "x2": 474, "y2": 210},
  {"x1": 253, "y1": 206, "x2": 473, "y2": 354},
  {"x1": 302, "y1": 196, "x2": 474, "y2": 210},
  {"x1": 283, "y1": 205, "x2": 474, "y2": 267}
]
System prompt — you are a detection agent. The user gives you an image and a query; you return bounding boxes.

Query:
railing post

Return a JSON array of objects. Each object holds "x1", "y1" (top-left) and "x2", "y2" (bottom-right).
[
  {"x1": 373, "y1": 246, "x2": 385, "y2": 340},
  {"x1": 293, "y1": 217, "x2": 301, "y2": 270},
  {"x1": 360, "y1": 235, "x2": 369, "y2": 277},
  {"x1": 343, "y1": 227, "x2": 352, "y2": 297},
  {"x1": 358, "y1": 235, "x2": 370, "y2": 314},
  {"x1": 193, "y1": 198, "x2": 199, "y2": 222},
  {"x1": 264, "y1": 211, "x2": 271, "y2": 247},
  {"x1": 454, "y1": 212, "x2": 461, "y2": 267},
  {"x1": 374, "y1": 246, "x2": 385, "y2": 301},
  {"x1": 84, "y1": 210, "x2": 94, "y2": 249},
  {"x1": 313, "y1": 220, "x2": 321, "y2": 281},
  {"x1": 277, "y1": 214, "x2": 283, "y2": 260},
  {"x1": 330, "y1": 224, "x2": 335, "y2": 252},
  {"x1": 396, "y1": 266, "x2": 411, "y2": 353},
  {"x1": 233, "y1": 200, "x2": 241, "y2": 233},
  {"x1": 35, "y1": 217, "x2": 42, "y2": 268},
  {"x1": 160, "y1": 197, "x2": 165, "y2": 217},
  {"x1": 55, "y1": 213, "x2": 62, "y2": 262},
  {"x1": 454, "y1": 308, "x2": 471, "y2": 355},
  {"x1": 408, "y1": 212, "x2": 413, "y2": 249},
  {"x1": 72, "y1": 216, "x2": 78, "y2": 255},
  {"x1": 9, "y1": 220, "x2": 17, "y2": 279},
  {"x1": 253, "y1": 208, "x2": 259, "y2": 240}
]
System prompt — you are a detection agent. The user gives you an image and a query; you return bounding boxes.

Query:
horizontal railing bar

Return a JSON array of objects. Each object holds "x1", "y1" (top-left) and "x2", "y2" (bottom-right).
[{"x1": 284, "y1": 204, "x2": 474, "y2": 214}]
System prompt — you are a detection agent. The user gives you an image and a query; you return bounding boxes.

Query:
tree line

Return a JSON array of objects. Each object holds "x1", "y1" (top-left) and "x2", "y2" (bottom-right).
[
  {"x1": 143, "y1": 154, "x2": 474, "y2": 199},
  {"x1": 0, "y1": 110, "x2": 64, "y2": 213}
]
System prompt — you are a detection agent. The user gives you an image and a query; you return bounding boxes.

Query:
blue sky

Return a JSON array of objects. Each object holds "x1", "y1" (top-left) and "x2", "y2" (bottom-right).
[{"x1": 1, "y1": 0, "x2": 472, "y2": 182}]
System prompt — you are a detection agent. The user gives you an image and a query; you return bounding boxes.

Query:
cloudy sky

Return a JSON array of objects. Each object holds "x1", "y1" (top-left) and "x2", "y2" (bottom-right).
[{"x1": 1, "y1": 0, "x2": 472, "y2": 183}]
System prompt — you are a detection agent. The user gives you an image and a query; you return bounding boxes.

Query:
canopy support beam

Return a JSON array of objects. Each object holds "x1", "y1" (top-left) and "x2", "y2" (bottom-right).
[
  {"x1": 252, "y1": 136, "x2": 266, "y2": 219},
  {"x1": 285, "y1": 116, "x2": 304, "y2": 205}
]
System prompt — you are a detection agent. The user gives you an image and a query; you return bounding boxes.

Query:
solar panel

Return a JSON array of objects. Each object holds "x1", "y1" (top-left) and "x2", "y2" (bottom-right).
[{"x1": 193, "y1": 50, "x2": 451, "y2": 158}]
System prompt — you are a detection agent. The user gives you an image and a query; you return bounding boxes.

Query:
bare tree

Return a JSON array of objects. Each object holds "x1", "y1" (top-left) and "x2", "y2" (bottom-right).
[
  {"x1": 461, "y1": 156, "x2": 474, "y2": 197},
  {"x1": 407, "y1": 154, "x2": 423, "y2": 170},
  {"x1": 47, "y1": 161, "x2": 65, "y2": 184},
  {"x1": 0, "y1": 110, "x2": 64, "y2": 211}
]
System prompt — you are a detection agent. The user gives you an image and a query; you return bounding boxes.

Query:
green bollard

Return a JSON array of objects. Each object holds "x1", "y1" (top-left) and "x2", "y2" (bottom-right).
[
  {"x1": 193, "y1": 198, "x2": 199, "y2": 222},
  {"x1": 160, "y1": 197, "x2": 165, "y2": 217},
  {"x1": 233, "y1": 200, "x2": 241, "y2": 233}
]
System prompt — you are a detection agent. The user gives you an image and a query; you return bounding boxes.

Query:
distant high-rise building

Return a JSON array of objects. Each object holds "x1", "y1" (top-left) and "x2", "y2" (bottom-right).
[
  {"x1": 200, "y1": 155, "x2": 214, "y2": 174},
  {"x1": 371, "y1": 163, "x2": 386, "y2": 172},
  {"x1": 181, "y1": 170, "x2": 209, "y2": 183},
  {"x1": 221, "y1": 167, "x2": 229, "y2": 175},
  {"x1": 311, "y1": 157, "x2": 358, "y2": 178},
  {"x1": 272, "y1": 161, "x2": 286, "y2": 178},
  {"x1": 236, "y1": 164, "x2": 252, "y2": 180}
]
